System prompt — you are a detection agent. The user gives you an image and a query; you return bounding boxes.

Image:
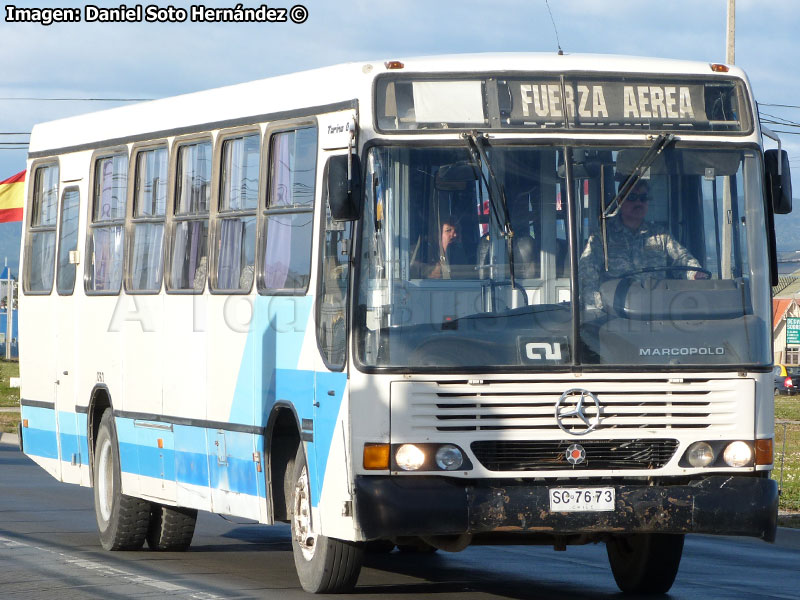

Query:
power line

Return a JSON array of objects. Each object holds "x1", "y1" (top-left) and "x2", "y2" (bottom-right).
[
  {"x1": 0, "y1": 97, "x2": 151, "y2": 102},
  {"x1": 759, "y1": 103, "x2": 800, "y2": 109}
]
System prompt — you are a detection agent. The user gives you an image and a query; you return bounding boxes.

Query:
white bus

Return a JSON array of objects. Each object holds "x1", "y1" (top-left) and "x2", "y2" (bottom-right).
[{"x1": 19, "y1": 54, "x2": 792, "y2": 594}]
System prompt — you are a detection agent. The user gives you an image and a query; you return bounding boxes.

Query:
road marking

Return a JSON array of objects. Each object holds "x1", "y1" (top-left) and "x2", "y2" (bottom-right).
[{"x1": 0, "y1": 534, "x2": 224, "y2": 598}]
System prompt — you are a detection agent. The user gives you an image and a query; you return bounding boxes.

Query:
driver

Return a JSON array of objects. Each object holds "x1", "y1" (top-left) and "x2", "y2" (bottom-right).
[{"x1": 578, "y1": 180, "x2": 708, "y2": 308}]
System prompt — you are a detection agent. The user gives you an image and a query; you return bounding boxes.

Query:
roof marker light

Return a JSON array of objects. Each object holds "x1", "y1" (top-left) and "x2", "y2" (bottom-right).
[
  {"x1": 385, "y1": 60, "x2": 404, "y2": 70},
  {"x1": 710, "y1": 63, "x2": 730, "y2": 73}
]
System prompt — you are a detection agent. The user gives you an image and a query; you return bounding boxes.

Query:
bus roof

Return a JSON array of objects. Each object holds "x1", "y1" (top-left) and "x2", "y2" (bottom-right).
[{"x1": 28, "y1": 53, "x2": 749, "y2": 156}]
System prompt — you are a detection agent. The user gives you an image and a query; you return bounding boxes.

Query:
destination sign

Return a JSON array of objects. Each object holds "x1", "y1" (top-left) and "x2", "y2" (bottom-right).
[
  {"x1": 376, "y1": 74, "x2": 747, "y2": 133},
  {"x1": 506, "y1": 80, "x2": 705, "y2": 127}
]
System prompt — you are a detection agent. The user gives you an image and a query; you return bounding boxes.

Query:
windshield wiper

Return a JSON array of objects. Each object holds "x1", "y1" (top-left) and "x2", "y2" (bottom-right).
[
  {"x1": 600, "y1": 133, "x2": 676, "y2": 270},
  {"x1": 462, "y1": 131, "x2": 520, "y2": 294}
]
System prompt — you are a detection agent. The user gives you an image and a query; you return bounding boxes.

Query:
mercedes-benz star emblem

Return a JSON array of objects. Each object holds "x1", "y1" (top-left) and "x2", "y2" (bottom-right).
[
  {"x1": 565, "y1": 443, "x2": 586, "y2": 465},
  {"x1": 555, "y1": 388, "x2": 602, "y2": 435}
]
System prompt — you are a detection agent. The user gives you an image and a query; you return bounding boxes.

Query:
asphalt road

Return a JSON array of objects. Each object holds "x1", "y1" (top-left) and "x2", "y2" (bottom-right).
[{"x1": 1, "y1": 440, "x2": 799, "y2": 599}]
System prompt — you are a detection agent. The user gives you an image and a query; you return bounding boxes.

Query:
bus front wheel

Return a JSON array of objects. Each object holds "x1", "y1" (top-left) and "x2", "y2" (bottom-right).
[
  {"x1": 93, "y1": 409, "x2": 151, "y2": 550},
  {"x1": 606, "y1": 533, "x2": 684, "y2": 594},
  {"x1": 288, "y1": 445, "x2": 363, "y2": 593}
]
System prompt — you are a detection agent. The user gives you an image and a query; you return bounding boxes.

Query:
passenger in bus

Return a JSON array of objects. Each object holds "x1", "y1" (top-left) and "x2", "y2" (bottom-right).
[
  {"x1": 578, "y1": 180, "x2": 708, "y2": 308},
  {"x1": 411, "y1": 216, "x2": 470, "y2": 279}
]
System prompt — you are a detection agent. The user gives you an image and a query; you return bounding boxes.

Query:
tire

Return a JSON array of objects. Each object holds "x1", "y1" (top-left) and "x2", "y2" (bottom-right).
[
  {"x1": 93, "y1": 409, "x2": 151, "y2": 551},
  {"x1": 606, "y1": 533, "x2": 684, "y2": 594},
  {"x1": 146, "y1": 504, "x2": 197, "y2": 551},
  {"x1": 289, "y1": 445, "x2": 363, "y2": 593}
]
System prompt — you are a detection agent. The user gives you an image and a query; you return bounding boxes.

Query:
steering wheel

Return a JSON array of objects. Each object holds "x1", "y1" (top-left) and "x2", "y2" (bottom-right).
[{"x1": 616, "y1": 265, "x2": 712, "y2": 280}]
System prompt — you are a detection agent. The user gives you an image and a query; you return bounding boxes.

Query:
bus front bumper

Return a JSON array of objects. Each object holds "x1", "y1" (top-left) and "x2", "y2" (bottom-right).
[{"x1": 354, "y1": 475, "x2": 778, "y2": 542}]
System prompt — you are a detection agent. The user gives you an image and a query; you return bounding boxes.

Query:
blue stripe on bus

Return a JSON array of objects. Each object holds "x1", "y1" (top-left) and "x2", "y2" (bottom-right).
[
  {"x1": 20, "y1": 406, "x2": 59, "y2": 460},
  {"x1": 22, "y1": 427, "x2": 59, "y2": 459},
  {"x1": 57, "y1": 410, "x2": 88, "y2": 465},
  {"x1": 233, "y1": 295, "x2": 314, "y2": 426},
  {"x1": 230, "y1": 295, "x2": 347, "y2": 506},
  {"x1": 112, "y1": 416, "x2": 264, "y2": 497}
]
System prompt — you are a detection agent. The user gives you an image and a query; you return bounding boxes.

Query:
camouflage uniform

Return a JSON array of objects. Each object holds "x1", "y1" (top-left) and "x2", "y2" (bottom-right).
[{"x1": 579, "y1": 217, "x2": 702, "y2": 307}]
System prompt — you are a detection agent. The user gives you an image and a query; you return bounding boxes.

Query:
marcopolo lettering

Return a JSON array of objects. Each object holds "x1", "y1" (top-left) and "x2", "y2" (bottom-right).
[{"x1": 639, "y1": 347, "x2": 725, "y2": 356}]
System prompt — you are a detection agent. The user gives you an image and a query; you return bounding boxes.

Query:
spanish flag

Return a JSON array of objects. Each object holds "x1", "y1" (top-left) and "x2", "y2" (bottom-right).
[{"x1": 0, "y1": 170, "x2": 24, "y2": 223}]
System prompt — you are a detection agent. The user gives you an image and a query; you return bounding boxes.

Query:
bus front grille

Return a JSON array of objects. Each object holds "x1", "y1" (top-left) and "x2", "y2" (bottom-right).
[
  {"x1": 396, "y1": 378, "x2": 743, "y2": 433},
  {"x1": 470, "y1": 438, "x2": 680, "y2": 471}
]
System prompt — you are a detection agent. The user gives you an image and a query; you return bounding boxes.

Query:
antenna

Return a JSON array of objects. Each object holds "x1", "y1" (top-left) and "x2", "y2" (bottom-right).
[{"x1": 544, "y1": 0, "x2": 564, "y2": 55}]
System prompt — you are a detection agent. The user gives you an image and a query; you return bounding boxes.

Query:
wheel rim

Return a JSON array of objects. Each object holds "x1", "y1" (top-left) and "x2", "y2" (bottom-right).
[
  {"x1": 97, "y1": 438, "x2": 114, "y2": 523},
  {"x1": 292, "y1": 464, "x2": 317, "y2": 560}
]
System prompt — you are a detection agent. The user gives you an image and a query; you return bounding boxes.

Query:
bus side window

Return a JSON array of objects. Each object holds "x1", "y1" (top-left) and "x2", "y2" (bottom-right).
[
  {"x1": 214, "y1": 133, "x2": 259, "y2": 292},
  {"x1": 25, "y1": 163, "x2": 59, "y2": 293},
  {"x1": 317, "y1": 165, "x2": 351, "y2": 369},
  {"x1": 129, "y1": 146, "x2": 168, "y2": 292},
  {"x1": 87, "y1": 153, "x2": 127, "y2": 293},
  {"x1": 167, "y1": 141, "x2": 212, "y2": 293},
  {"x1": 260, "y1": 127, "x2": 317, "y2": 294},
  {"x1": 56, "y1": 188, "x2": 80, "y2": 295}
]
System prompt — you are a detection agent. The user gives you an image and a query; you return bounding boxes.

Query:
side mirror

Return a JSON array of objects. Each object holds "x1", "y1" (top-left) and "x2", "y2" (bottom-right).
[
  {"x1": 765, "y1": 149, "x2": 792, "y2": 214},
  {"x1": 326, "y1": 154, "x2": 361, "y2": 221}
]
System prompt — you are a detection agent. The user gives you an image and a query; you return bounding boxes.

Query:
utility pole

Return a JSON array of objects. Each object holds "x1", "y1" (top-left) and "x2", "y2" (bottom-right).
[
  {"x1": 721, "y1": 0, "x2": 735, "y2": 277},
  {"x1": 726, "y1": 0, "x2": 735, "y2": 64}
]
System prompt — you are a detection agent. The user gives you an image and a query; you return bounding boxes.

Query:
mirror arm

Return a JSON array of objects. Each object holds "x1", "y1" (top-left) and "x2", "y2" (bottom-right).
[{"x1": 762, "y1": 126, "x2": 782, "y2": 175}]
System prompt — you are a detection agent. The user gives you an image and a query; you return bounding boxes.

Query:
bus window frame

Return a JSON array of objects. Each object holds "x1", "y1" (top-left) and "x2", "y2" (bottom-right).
[
  {"x1": 23, "y1": 159, "x2": 60, "y2": 296},
  {"x1": 314, "y1": 152, "x2": 352, "y2": 372},
  {"x1": 208, "y1": 126, "x2": 262, "y2": 296},
  {"x1": 56, "y1": 185, "x2": 81, "y2": 296},
  {"x1": 257, "y1": 118, "x2": 319, "y2": 297},
  {"x1": 124, "y1": 140, "x2": 170, "y2": 295},
  {"x1": 164, "y1": 134, "x2": 214, "y2": 295},
  {"x1": 84, "y1": 146, "x2": 129, "y2": 297}
]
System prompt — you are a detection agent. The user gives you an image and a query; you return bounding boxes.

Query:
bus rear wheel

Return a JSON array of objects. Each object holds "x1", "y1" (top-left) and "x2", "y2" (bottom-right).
[
  {"x1": 606, "y1": 533, "x2": 684, "y2": 594},
  {"x1": 288, "y1": 445, "x2": 363, "y2": 593},
  {"x1": 146, "y1": 504, "x2": 197, "y2": 551},
  {"x1": 93, "y1": 409, "x2": 151, "y2": 551}
]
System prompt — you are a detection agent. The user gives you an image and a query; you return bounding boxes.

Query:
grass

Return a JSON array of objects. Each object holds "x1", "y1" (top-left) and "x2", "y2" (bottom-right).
[
  {"x1": 774, "y1": 395, "x2": 800, "y2": 512},
  {"x1": 0, "y1": 359, "x2": 20, "y2": 408},
  {"x1": 0, "y1": 359, "x2": 20, "y2": 434}
]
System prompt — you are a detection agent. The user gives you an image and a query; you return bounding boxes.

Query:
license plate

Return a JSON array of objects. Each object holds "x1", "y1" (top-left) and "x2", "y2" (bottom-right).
[{"x1": 549, "y1": 487, "x2": 615, "y2": 512}]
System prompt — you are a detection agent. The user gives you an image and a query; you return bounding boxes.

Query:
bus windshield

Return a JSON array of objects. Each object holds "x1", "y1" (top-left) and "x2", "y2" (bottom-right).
[{"x1": 355, "y1": 142, "x2": 771, "y2": 370}]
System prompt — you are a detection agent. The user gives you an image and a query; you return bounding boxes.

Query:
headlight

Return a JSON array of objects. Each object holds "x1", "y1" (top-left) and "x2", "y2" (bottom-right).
[
  {"x1": 686, "y1": 441, "x2": 715, "y2": 467},
  {"x1": 435, "y1": 445, "x2": 464, "y2": 471},
  {"x1": 723, "y1": 441, "x2": 753, "y2": 467},
  {"x1": 395, "y1": 444, "x2": 426, "y2": 471}
]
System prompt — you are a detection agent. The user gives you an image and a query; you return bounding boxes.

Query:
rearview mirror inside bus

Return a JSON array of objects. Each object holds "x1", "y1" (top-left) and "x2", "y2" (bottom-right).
[
  {"x1": 765, "y1": 149, "x2": 792, "y2": 214},
  {"x1": 327, "y1": 154, "x2": 362, "y2": 221}
]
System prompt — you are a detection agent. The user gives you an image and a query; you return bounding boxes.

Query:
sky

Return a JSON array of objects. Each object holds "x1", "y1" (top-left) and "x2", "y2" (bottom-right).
[{"x1": 1, "y1": 0, "x2": 799, "y2": 272}]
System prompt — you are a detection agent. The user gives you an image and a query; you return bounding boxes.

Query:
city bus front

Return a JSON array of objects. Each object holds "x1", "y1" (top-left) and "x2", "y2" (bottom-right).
[{"x1": 347, "y1": 66, "x2": 781, "y2": 593}]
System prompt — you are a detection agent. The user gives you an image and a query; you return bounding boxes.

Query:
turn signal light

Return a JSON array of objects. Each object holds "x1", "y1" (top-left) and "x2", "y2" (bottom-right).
[
  {"x1": 710, "y1": 63, "x2": 730, "y2": 73},
  {"x1": 363, "y1": 443, "x2": 390, "y2": 470},
  {"x1": 385, "y1": 60, "x2": 404, "y2": 70},
  {"x1": 755, "y1": 439, "x2": 773, "y2": 466}
]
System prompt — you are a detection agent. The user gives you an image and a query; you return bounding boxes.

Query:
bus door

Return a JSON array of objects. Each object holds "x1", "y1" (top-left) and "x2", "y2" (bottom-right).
[
  {"x1": 311, "y1": 119, "x2": 356, "y2": 531},
  {"x1": 54, "y1": 187, "x2": 82, "y2": 485}
]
